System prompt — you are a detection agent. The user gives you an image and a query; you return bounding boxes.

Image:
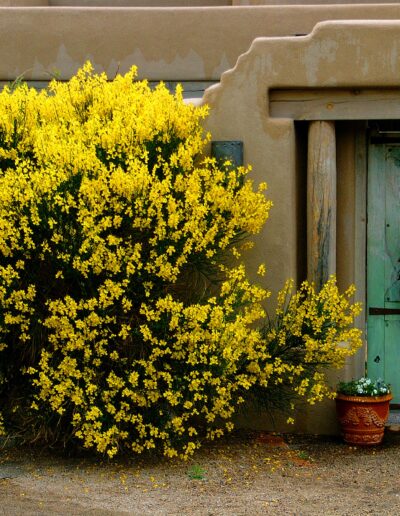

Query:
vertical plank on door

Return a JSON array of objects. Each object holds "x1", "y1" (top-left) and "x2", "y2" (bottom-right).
[
  {"x1": 367, "y1": 144, "x2": 386, "y2": 382},
  {"x1": 385, "y1": 317, "x2": 400, "y2": 398},
  {"x1": 384, "y1": 147, "x2": 400, "y2": 305}
]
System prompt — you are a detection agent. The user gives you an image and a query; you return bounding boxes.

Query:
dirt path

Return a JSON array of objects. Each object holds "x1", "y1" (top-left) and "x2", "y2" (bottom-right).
[{"x1": 1, "y1": 431, "x2": 400, "y2": 515}]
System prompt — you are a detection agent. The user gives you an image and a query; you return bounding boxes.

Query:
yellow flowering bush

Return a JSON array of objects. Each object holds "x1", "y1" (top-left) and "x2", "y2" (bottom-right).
[
  {"x1": 0, "y1": 63, "x2": 272, "y2": 457},
  {"x1": 0, "y1": 63, "x2": 362, "y2": 457},
  {"x1": 252, "y1": 277, "x2": 362, "y2": 413}
]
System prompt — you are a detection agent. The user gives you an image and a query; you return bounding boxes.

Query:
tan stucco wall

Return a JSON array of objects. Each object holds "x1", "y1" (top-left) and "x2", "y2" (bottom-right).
[
  {"x1": 0, "y1": 0, "x2": 48, "y2": 5},
  {"x1": 3, "y1": 0, "x2": 398, "y2": 4},
  {"x1": 6, "y1": 0, "x2": 397, "y2": 4},
  {"x1": 50, "y1": 1, "x2": 232, "y2": 5},
  {"x1": 2, "y1": 5, "x2": 400, "y2": 81},
  {"x1": 236, "y1": 0, "x2": 400, "y2": 4}
]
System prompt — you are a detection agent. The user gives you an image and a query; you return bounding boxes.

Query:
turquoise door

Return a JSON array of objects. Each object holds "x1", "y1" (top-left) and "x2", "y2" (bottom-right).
[{"x1": 367, "y1": 144, "x2": 400, "y2": 404}]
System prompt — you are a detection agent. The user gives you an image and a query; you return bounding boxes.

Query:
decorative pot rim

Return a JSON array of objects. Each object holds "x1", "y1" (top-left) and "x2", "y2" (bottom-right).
[{"x1": 335, "y1": 393, "x2": 393, "y2": 403}]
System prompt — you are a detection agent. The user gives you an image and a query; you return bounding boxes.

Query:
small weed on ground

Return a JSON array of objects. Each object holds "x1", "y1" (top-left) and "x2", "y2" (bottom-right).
[{"x1": 187, "y1": 464, "x2": 206, "y2": 480}]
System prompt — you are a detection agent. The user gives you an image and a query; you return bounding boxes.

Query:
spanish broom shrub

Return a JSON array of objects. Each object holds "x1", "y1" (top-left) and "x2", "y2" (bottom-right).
[
  {"x1": 252, "y1": 277, "x2": 363, "y2": 418},
  {"x1": 0, "y1": 63, "x2": 362, "y2": 457}
]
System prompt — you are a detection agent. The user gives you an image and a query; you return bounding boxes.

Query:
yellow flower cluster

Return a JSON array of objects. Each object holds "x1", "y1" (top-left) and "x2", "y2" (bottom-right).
[
  {"x1": 0, "y1": 63, "x2": 272, "y2": 456},
  {"x1": 257, "y1": 276, "x2": 362, "y2": 408},
  {"x1": 31, "y1": 265, "x2": 269, "y2": 458}
]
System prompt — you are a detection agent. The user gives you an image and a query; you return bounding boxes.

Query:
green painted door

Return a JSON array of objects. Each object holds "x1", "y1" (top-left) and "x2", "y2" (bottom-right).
[{"x1": 367, "y1": 144, "x2": 400, "y2": 403}]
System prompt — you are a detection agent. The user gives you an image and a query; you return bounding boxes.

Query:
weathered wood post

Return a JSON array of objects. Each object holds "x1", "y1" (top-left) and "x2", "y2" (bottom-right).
[{"x1": 307, "y1": 121, "x2": 337, "y2": 291}]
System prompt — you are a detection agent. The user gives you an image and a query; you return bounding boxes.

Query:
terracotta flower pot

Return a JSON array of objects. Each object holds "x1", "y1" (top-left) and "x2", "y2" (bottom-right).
[{"x1": 335, "y1": 393, "x2": 392, "y2": 445}]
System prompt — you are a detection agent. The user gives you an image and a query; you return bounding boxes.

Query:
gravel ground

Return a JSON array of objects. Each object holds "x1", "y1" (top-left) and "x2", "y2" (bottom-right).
[{"x1": 1, "y1": 430, "x2": 400, "y2": 515}]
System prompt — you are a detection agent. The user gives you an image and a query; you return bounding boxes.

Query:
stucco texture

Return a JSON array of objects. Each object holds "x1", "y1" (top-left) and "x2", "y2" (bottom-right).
[{"x1": 1, "y1": 6, "x2": 400, "y2": 81}]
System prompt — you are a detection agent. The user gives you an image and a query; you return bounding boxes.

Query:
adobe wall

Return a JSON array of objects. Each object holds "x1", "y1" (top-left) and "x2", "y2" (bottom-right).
[
  {"x1": 1, "y1": 5, "x2": 400, "y2": 81},
  {"x1": 238, "y1": 0, "x2": 400, "y2": 4},
  {"x1": 3, "y1": 0, "x2": 399, "y2": 4},
  {"x1": 49, "y1": 1, "x2": 232, "y2": 6}
]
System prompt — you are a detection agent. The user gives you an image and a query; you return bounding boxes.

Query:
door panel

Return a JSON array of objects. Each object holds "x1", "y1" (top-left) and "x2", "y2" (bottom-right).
[
  {"x1": 385, "y1": 148, "x2": 400, "y2": 304},
  {"x1": 367, "y1": 144, "x2": 400, "y2": 403},
  {"x1": 385, "y1": 318, "x2": 400, "y2": 401}
]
